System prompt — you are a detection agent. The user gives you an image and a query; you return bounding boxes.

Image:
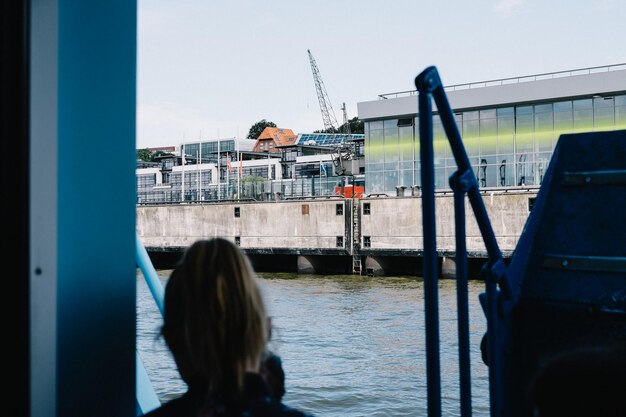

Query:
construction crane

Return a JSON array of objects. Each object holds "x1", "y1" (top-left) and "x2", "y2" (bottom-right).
[
  {"x1": 307, "y1": 49, "x2": 340, "y2": 132},
  {"x1": 340, "y1": 102, "x2": 351, "y2": 135}
]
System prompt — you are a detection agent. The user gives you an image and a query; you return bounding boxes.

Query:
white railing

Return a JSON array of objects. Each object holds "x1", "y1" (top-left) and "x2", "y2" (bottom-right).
[{"x1": 378, "y1": 63, "x2": 626, "y2": 99}]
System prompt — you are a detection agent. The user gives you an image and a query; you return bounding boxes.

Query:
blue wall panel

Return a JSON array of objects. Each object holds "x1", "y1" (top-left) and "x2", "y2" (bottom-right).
[{"x1": 57, "y1": 1, "x2": 136, "y2": 415}]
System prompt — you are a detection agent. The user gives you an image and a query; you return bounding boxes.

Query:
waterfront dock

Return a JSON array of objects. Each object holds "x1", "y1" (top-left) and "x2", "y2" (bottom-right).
[{"x1": 137, "y1": 187, "x2": 537, "y2": 277}]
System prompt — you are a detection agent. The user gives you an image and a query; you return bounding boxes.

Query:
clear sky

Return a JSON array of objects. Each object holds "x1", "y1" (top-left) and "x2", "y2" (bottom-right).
[{"x1": 137, "y1": 0, "x2": 626, "y2": 148}]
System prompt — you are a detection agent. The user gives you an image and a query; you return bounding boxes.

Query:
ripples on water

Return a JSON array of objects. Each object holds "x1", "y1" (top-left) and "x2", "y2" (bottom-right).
[{"x1": 137, "y1": 271, "x2": 489, "y2": 417}]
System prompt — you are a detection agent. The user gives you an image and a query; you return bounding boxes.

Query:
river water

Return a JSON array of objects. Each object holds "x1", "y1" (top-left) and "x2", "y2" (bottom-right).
[{"x1": 137, "y1": 271, "x2": 490, "y2": 417}]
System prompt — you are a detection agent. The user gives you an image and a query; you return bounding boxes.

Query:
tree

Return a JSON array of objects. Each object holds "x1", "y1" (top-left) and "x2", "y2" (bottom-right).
[
  {"x1": 137, "y1": 149, "x2": 174, "y2": 162},
  {"x1": 347, "y1": 117, "x2": 364, "y2": 134},
  {"x1": 313, "y1": 117, "x2": 364, "y2": 134},
  {"x1": 152, "y1": 150, "x2": 174, "y2": 159},
  {"x1": 247, "y1": 119, "x2": 276, "y2": 139},
  {"x1": 137, "y1": 148, "x2": 153, "y2": 162}
]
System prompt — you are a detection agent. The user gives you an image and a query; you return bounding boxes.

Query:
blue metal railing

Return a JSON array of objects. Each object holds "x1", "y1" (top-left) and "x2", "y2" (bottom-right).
[
  {"x1": 415, "y1": 66, "x2": 517, "y2": 417},
  {"x1": 135, "y1": 233, "x2": 165, "y2": 415}
]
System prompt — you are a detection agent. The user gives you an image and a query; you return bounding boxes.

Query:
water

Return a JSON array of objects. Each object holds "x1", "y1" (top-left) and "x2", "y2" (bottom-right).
[{"x1": 137, "y1": 271, "x2": 490, "y2": 417}]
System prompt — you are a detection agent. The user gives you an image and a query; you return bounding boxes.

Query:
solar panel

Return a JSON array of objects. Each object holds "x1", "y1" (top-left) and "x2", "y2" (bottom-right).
[{"x1": 295, "y1": 133, "x2": 365, "y2": 146}]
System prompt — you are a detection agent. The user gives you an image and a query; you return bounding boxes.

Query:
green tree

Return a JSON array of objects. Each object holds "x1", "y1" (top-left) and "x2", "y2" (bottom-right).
[
  {"x1": 347, "y1": 117, "x2": 364, "y2": 134},
  {"x1": 152, "y1": 150, "x2": 174, "y2": 159},
  {"x1": 247, "y1": 119, "x2": 276, "y2": 139},
  {"x1": 137, "y1": 148, "x2": 153, "y2": 161},
  {"x1": 313, "y1": 118, "x2": 364, "y2": 134}
]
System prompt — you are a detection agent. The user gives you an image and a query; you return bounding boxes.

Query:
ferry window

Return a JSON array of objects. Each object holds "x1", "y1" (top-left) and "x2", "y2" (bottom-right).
[
  {"x1": 234, "y1": 207, "x2": 240, "y2": 217},
  {"x1": 363, "y1": 203, "x2": 371, "y2": 215},
  {"x1": 235, "y1": 236, "x2": 241, "y2": 246},
  {"x1": 336, "y1": 204, "x2": 343, "y2": 215},
  {"x1": 363, "y1": 236, "x2": 371, "y2": 247},
  {"x1": 397, "y1": 118, "x2": 414, "y2": 127},
  {"x1": 528, "y1": 197, "x2": 537, "y2": 212},
  {"x1": 336, "y1": 236, "x2": 344, "y2": 247}
]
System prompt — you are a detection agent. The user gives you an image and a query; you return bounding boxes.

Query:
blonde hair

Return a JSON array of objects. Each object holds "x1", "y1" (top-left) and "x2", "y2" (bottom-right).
[{"x1": 162, "y1": 238, "x2": 267, "y2": 400}]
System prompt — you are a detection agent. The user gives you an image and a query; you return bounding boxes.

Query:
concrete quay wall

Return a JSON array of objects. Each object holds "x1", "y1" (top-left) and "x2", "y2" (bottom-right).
[
  {"x1": 359, "y1": 190, "x2": 535, "y2": 256},
  {"x1": 137, "y1": 198, "x2": 349, "y2": 252},
  {"x1": 137, "y1": 190, "x2": 538, "y2": 274}
]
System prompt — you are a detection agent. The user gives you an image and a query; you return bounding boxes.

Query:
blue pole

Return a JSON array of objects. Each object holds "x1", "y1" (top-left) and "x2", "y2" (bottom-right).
[
  {"x1": 417, "y1": 70, "x2": 442, "y2": 417},
  {"x1": 136, "y1": 232, "x2": 164, "y2": 315},
  {"x1": 452, "y1": 178, "x2": 472, "y2": 417},
  {"x1": 431, "y1": 82, "x2": 503, "y2": 263}
]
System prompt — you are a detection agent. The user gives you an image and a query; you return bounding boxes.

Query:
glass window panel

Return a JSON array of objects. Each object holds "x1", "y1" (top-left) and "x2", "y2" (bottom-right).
[
  {"x1": 480, "y1": 116, "x2": 497, "y2": 156},
  {"x1": 615, "y1": 106, "x2": 626, "y2": 129},
  {"x1": 594, "y1": 107, "x2": 614, "y2": 131},
  {"x1": 384, "y1": 171, "x2": 399, "y2": 193},
  {"x1": 384, "y1": 125, "x2": 399, "y2": 171},
  {"x1": 367, "y1": 172, "x2": 383, "y2": 193},
  {"x1": 369, "y1": 120, "x2": 383, "y2": 130},
  {"x1": 516, "y1": 152, "x2": 533, "y2": 186},
  {"x1": 400, "y1": 160, "x2": 413, "y2": 170},
  {"x1": 573, "y1": 107, "x2": 593, "y2": 132},
  {"x1": 534, "y1": 103, "x2": 552, "y2": 114},
  {"x1": 573, "y1": 99, "x2": 592, "y2": 110},
  {"x1": 497, "y1": 110, "x2": 514, "y2": 155},
  {"x1": 593, "y1": 97, "x2": 615, "y2": 131},
  {"x1": 535, "y1": 152, "x2": 552, "y2": 185},
  {"x1": 384, "y1": 119, "x2": 398, "y2": 129},
  {"x1": 516, "y1": 105, "x2": 533, "y2": 115},
  {"x1": 515, "y1": 112, "x2": 534, "y2": 154},
  {"x1": 433, "y1": 118, "x2": 448, "y2": 164},
  {"x1": 553, "y1": 101, "x2": 572, "y2": 112},
  {"x1": 554, "y1": 107, "x2": 573, "y2": 138},
  {"x1": 594, "y1": 96, "x2": 614, "y2": 108},
  {"x1": 443, "y1": 158, "x2": 456, "y2": 177},
  {"x1": 400, "y1": 170, "x2": 413, "y2": 187},
  {"x1": 615, "y1": 95, "x2": 626, "y2": 106},
  {"x1": 413, "y1": 161, "x2": 421, "y2": 188},
  {"x1": 534, "y1": 110, "x2": 553, "y2": 152},
  {"x1": 476, "y1": 156, "x2": 496, "y2": 188},
  {"x1": 464, "y1": 111, "x2": 479, "y2": 121},
  {"x1": 497, "y1": 155, "x2": 515, "y2": 187},
  {"x1": 368, "y1": 128, "x2": 384, "y2": 169},
  {"x1": 497, "y1": 107, "x2": 514, "y2": 117},
  {"x1": 399, "y1": 125, "x2": 414, "y2": 165},
  {"x1": 434, "y1": 167, "x2": 446, "y2": 190},
  {"x1": 364, "y1": 128, "x2": 371, "y2": 165},
  {"x1": 480, "y1": 109, "x2": 497, "y2": 119},
  {"x1": 462, "y1": 118, "x2": 479, "y2": 158}
]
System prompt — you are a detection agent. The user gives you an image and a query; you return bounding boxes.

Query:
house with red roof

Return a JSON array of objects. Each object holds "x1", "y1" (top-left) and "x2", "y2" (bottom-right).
[{"x1": 252, "y1": 127, "x2": 297, "y2": 154}]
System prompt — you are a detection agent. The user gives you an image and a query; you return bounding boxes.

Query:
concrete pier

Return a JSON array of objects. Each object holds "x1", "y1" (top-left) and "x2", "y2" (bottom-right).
[{"x1": 137, "y1": 189, "x2": 537, "y2": 277}]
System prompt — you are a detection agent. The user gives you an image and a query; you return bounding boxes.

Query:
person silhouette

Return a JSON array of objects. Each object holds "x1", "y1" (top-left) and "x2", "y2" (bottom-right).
[
  {"x1": 528, "y1": 344, "x2": 626, "y2": 417},
  {"x1": 145, "y1": 238, "x2": 312, "y2": 417}
]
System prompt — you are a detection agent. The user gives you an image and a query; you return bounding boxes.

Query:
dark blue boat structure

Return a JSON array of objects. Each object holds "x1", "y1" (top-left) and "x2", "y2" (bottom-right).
[{"x1": 416, "y1": 66, "x2": 626, "y2": 417}]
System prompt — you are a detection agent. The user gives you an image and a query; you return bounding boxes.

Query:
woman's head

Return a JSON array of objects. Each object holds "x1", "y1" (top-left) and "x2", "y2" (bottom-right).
[{"x1": 162, "y1": 238, "x2": 267, "y2": 399}]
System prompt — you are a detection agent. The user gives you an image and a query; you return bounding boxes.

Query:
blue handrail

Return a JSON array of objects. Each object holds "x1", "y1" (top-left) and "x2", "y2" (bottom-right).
[
  {"x1": 135, "y1": 233, "x2": 165, "y2": 415},
  {"x1": 136, "y1": 233, "x2": 165, "y2": 315},
  {"x1": 415, "y1": 66, "x2": 517, "y2": 417}
]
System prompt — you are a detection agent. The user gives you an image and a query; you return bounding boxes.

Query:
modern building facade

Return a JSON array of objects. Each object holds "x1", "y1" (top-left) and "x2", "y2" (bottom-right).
[{"x1": 357, "y1": 64, "x2": 626, "y2": 194}]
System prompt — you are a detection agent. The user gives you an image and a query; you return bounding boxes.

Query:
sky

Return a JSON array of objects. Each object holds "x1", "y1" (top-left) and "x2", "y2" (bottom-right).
[{"x1": 137, "y1": 0, "x2": 626, "y2": 148}]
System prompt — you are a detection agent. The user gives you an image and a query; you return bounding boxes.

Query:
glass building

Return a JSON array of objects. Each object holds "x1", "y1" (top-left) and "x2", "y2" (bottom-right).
[{"x1": 358, "y1": 65, "x2": 626, "y2": 194}]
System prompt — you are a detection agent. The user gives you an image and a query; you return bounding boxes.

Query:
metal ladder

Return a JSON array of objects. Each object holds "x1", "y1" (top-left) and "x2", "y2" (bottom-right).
[{"x1": 351, "y1": 199, "x2": 362, "y2": 274}]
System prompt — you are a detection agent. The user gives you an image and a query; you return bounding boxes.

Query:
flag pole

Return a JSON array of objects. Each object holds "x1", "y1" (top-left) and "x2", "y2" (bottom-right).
[
  {"x1": 217, "y1": 129, "x2": 221, "y2": 201},
  {"x1": 181, "y1": 132, "x2": 185, "y2": 203},
  {"x1": 237, "y1": 137, "x2": 241, "y2": 201},
  {"x1": 198, "y1": 130, "x2": 202, "y2": 201}
]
